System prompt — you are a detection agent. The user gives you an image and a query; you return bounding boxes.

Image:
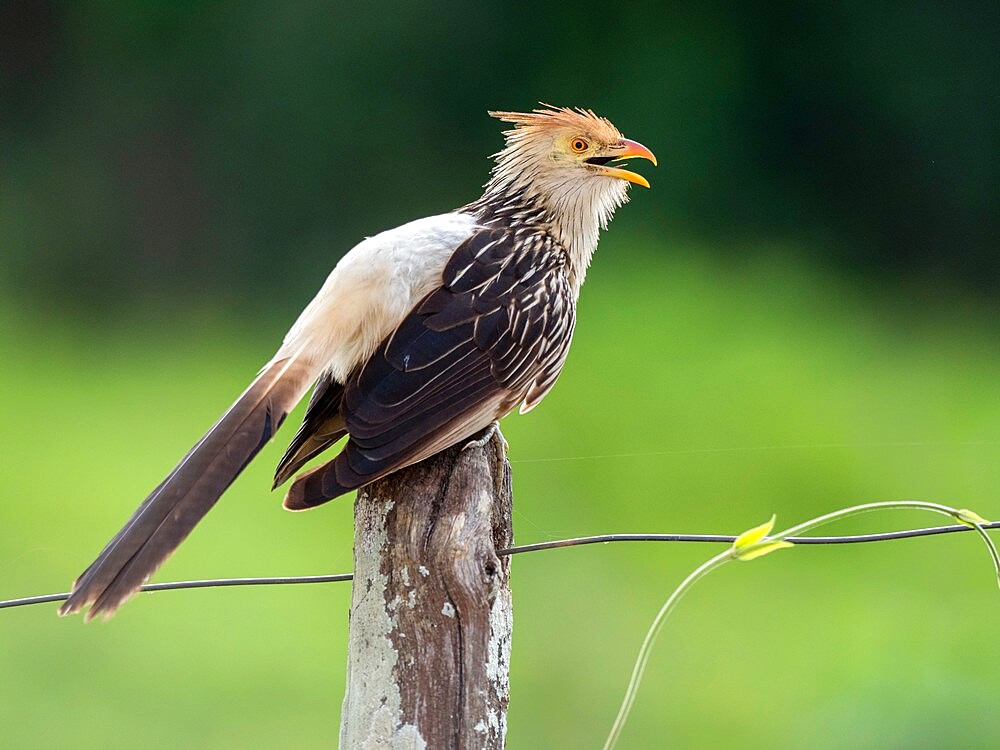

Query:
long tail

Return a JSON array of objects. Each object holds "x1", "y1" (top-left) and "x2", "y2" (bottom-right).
[{"x1": 59, "y1": 357, "x2": 315, "y2": 620}]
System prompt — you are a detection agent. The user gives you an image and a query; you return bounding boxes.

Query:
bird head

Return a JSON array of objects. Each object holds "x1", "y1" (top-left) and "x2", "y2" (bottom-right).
[
  {"x1": 485, "y1": 104, "x2": 656, "y2": 205},
  {"x1": 481, "y1": 105, "x2": 656, "y2": 285}
]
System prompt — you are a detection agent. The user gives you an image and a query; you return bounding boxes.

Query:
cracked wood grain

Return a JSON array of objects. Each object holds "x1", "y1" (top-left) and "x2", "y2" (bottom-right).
[{"x1": 340, "y1": 427, "x2": 512, "y2": 749}]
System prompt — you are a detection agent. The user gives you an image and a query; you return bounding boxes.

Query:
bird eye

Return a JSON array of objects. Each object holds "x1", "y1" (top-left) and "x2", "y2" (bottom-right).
[{"x1": 570, "y1": 138, "x2": 589, "y2": 153}]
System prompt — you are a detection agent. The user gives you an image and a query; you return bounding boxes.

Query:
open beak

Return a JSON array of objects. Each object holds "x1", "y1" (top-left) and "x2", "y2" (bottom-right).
[{"x1": 587, "y1": 137, "x2": 658, "y2": 188}]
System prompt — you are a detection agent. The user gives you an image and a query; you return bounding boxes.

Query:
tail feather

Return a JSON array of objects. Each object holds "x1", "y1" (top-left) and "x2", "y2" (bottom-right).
[
  {"x1": 59, "y1": 357, "x2": 315, "y2": 620},
  {"x1": 282, "y1": 414, "x2": 496, "y2": 511},
  {"x1": 272, "y1": 374, "x2": 347, "y2": 489}
]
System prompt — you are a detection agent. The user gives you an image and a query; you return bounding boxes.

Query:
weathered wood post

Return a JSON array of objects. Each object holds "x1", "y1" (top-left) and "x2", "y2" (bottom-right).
[{"x1": 339, "y1": 427, "x2": 513, "y2": 749}]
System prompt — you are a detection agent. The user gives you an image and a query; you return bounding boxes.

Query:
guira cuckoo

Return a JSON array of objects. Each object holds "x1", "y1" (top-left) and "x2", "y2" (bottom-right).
[{"x1": 60, "y1": 105, "x2": 656, "y2": 620}]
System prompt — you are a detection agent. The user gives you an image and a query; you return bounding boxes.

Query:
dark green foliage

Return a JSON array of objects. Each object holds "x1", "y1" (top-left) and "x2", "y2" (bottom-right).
[{"x1": 1, "y1": 1, "x2": 997, "y2": 312}]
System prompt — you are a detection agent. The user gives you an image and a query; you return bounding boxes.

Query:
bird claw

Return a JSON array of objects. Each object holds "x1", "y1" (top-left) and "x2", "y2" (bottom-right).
[{"x1": 463, "y1": 421, "x2": 506, "y2": 453}]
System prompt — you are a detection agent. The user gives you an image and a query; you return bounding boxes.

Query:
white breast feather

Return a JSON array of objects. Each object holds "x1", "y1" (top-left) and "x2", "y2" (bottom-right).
[{"x1": 277, "y1": 212, "x2": 479, "y2": 382}]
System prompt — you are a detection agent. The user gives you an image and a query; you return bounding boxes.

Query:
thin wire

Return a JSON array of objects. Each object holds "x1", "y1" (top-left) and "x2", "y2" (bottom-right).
[
  {"x1": 0, "y1": 574, "x2": 353, "y2": 611},
  {"x1": 498, "y1": 520, "x2": 1000, "y2": 554},
  {"x1": 2, "y1": 522, "x2": 997, "y2": 611}
]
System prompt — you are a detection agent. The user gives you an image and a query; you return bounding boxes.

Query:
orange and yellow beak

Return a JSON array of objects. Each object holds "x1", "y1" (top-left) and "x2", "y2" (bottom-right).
[{"x1": 589, "y1": 137, "x2": 657, "y2": 188}]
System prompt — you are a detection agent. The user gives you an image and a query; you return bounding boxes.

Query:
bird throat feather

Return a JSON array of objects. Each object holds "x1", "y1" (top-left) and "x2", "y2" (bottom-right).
[{"x1": 477, "y1": 105, "x2": 631, "y2": 290}]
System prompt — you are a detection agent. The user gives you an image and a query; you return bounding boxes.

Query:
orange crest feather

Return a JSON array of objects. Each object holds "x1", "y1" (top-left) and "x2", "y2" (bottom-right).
[{"x1": 488, "y1": 104, "x2": 622, "y2": 143}]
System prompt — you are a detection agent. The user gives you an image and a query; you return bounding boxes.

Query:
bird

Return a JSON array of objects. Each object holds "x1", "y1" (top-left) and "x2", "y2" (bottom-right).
[{"x1": 59, "y1": 104, "x2": 656, "y2": 620}]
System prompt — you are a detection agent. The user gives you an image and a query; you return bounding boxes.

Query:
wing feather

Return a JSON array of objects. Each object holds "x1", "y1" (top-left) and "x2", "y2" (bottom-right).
[
  {"x1": 272, "y1": 372, "x2": 347, "y2": 487},
  {"x1": 284, "y1": 227, "x2": 575, "y2": 510}
]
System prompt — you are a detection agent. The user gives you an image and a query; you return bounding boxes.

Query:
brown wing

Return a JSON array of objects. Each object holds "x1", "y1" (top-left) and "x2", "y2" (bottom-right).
[
  {"x1": 284, "y1": 228, "x2": 575, "y2": 510},
  {"x1": 272, "y1": 372, "x2": 346, "y2": 488}
]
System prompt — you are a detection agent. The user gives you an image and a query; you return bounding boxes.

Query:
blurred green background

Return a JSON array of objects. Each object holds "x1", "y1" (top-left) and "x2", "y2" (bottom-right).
[{"x1": 1, "y1": 2, "x2": 998, "y2": 748}]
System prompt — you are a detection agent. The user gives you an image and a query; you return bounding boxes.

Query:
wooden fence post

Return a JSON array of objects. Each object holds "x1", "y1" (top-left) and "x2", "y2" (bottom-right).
[{"x1": 339, "y1": 427, "x2": 513, "y2": 749}]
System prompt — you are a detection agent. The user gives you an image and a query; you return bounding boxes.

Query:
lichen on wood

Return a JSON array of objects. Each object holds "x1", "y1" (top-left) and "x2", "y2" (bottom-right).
[{"x1": 340, "y1": 427, "x2": 513, "y2": 749}]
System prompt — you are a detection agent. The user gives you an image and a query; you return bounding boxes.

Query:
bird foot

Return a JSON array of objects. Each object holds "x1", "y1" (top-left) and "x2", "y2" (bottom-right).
[{"x1": 463, "y1": 421, "x2": 507, "y2": 454}]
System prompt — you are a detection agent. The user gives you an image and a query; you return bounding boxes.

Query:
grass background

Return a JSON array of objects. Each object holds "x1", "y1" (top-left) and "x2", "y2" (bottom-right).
[
  {"x1": 2, "y1": 233, "x2": 998, "y2": 748},
  {"x1": 2, "y1": 3, "x2": 997, "y2": 746}
]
